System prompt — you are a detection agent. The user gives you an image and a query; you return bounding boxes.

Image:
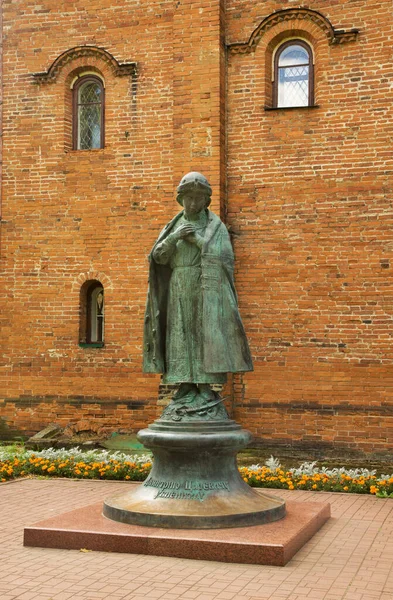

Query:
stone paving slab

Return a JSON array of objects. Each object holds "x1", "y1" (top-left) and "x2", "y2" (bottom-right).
[{"x1": 1, "y1": 478, "x2": 393, "y2": 599}]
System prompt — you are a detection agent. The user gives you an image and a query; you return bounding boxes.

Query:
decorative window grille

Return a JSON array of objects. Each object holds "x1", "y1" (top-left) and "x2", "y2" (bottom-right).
[
  {"x1": 73, "y1": 76, "x2": 105, "y2": 150},
  {"x1": 274, "y1": 41, "x2": 314, "y2": 108}
]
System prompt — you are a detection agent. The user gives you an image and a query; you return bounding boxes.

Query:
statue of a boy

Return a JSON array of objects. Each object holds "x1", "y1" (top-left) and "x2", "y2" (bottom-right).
[{"x1": 143, "y1": 172, "x2": 253, "y2": 408}]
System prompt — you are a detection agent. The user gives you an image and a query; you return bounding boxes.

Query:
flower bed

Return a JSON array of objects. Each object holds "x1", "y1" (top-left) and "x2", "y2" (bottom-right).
[
  {"x1": 0, "y1": 447, "x2": 152, "y2": 483},
  {"x1": 239, "y1": 459, "x2": 393, "y2": 498},
  {"x1": 1, "y1": 448, "x2": 392, "y2": 498}
]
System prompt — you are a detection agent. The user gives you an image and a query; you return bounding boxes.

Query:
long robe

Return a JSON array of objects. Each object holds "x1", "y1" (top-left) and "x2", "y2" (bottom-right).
[{"x1": 143, "y1": 209, "x2": 253, "y2": 380}]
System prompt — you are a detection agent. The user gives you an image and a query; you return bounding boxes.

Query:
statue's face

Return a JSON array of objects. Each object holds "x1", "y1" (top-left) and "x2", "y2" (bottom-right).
[{"x1": 182, "y1": 190, "x2": 206, "y2": 216}]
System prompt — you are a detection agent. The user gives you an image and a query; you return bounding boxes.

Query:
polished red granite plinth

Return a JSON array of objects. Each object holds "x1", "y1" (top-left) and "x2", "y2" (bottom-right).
[{"x1": 24, "y1": 499, "x2": 330, "y2": 566}]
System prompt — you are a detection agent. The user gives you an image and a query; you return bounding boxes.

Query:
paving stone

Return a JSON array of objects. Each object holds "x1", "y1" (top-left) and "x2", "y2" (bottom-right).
[{"x1": 1, "y1": 480, "x2": 393, "y2": 600}]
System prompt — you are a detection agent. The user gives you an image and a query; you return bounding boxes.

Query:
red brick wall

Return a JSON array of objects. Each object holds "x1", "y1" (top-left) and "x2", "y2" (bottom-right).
[
  {"x1": 0, "y1": 1, "x2": 392, "y2": 455},
  {"x1": 0, "y1": 0, "x2": 227, "y2": 439},
  {"x1": 227, "y1": 1, "x2": 393, "y2": 454},
  {"x1": 0, "y1": 0, "x2": 177, "y2": 437}
]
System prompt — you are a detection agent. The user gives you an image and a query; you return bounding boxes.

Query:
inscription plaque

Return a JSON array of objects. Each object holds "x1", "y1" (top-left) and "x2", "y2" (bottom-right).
[{"x1": 144, "y1": 477, "x2": 230, "y2": 501}]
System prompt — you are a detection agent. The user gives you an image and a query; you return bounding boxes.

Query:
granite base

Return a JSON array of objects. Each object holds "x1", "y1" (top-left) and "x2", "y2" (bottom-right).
[{"x1": 24, "y1": 498, "x2": 330, "y2": 566}]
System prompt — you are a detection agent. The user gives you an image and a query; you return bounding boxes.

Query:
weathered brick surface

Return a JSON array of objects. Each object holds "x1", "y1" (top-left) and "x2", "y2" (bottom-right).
[
  {"x1": 0, "y1": 0, "x2": 178, "y2": 435},
  {"x1": 0, "y1": 1, "x2": 392, "y2": 454},
  {"x1": 227, "y1": 1, "x2": 393, "y2": 454}
]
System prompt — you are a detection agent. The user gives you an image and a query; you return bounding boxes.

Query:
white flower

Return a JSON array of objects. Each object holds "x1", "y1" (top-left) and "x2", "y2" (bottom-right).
[{"x1": 265, "y1": 456, "x2": 282, "y2": 471}]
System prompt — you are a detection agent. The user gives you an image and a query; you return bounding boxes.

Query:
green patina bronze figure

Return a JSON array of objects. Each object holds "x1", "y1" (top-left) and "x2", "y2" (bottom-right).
[
  {"x1": 104, "y1": 172, "x2": 286, "y2": 529},
  {"x1": 143, "y1": 172, "x2": 253, "y2": 418}
]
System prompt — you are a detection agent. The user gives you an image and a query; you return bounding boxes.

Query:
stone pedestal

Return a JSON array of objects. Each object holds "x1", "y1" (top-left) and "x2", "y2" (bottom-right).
[
  {"x1": 103, "y1": 417, "x2": 286, "y2": 529},
  {"x1": 24, "y1": 498, "x2": 330, "y2": 566}
]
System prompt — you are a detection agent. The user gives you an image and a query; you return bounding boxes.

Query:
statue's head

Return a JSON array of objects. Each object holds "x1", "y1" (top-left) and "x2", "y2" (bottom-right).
[{"x1": 176, "y1": 172, "x2": 212, "y2": 208}]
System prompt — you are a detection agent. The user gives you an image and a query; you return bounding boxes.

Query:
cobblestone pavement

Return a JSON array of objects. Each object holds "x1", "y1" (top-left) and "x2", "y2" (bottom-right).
[{"x1": 1, "y1": 479, "x2": 392, "y2": 600}]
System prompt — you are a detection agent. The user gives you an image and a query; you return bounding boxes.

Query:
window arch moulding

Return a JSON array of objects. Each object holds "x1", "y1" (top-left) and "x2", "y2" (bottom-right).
[
  {"x1": 228, "y1": 8, "x2": 359, "y2": 55},
  {"x1": 32, "y1": 46, "x2": 137, "y2": 83},
  {"x1": 31, "y1": 47, "x2": 137, "y2": 152}
]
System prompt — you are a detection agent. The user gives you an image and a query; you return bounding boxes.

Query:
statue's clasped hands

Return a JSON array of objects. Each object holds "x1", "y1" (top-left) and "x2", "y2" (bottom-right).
[{"x1": 174, "y1": 223, "x2": 203, "y2": 247}]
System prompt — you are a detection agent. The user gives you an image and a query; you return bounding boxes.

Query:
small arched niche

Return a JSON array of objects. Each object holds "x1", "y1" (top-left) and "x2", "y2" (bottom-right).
[{"x1": 79, "y1": 280, "x2": 105, "y2": 347}]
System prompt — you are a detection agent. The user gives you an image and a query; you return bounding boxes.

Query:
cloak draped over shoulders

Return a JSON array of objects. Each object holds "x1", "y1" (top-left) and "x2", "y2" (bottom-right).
[{"x1": 143, "y1": 210, "x2": 253, "y2": 377}]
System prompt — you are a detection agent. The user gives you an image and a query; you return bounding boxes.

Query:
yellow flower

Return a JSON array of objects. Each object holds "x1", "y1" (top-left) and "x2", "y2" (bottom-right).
[
  {"x1": 125, "y1": 475, "x2": 130, "y2": 480},
  {"x1": 343, "y1": 486, "x2": 348, "y2": 491}
]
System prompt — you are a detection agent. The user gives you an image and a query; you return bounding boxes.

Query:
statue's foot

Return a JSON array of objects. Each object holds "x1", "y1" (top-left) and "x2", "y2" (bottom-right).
[
  {"x1": 197, "y1": 384, "x2": 217, "y2": 403},
  {"x1": 173, "y1": 383, "x2": 198, "y2": 401},
  {"x1": 159, "y1": 382, "x2": 229, "y2": 422}
]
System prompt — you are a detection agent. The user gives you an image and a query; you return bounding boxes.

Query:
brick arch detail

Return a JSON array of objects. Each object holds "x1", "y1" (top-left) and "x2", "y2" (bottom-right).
[
  {"x1": 230, "y1": 16, "x2": 338, "y2": 109},
  {"x1": 32, "y1": 46, "x2": 137, "y2": 84},
  {"x1": 72, "y1": 271, "x2": 113, "y2": 294},
  {"x1": 228, "y1": 8, "x2": 359, "y2": 55},
  {"x1": 259, "y1": 24, "x2": 327, "y2": 61}
]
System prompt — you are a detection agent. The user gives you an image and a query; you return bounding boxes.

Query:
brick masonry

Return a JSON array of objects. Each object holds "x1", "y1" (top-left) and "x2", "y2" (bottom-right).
[{"x1": 0, "y1": 1, "x2": 392, "y2": 456}]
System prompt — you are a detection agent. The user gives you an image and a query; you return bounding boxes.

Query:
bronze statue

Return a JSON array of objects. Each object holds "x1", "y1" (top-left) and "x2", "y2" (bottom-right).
[
  {"x1": 143, "y1": 172, "x2": 253, "y2": 412},
  {"x1": 103, "y1": 173, "x2": 286, "y2": 529}
]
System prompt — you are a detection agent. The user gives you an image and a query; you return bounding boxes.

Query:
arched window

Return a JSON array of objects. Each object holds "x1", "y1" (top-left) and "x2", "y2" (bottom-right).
[
  {"x1": 273, "y1": 41, "x2": 314, "y2": 108},
  {"x1": 79, "y1": 280, "x2": 105, "y2": 346},
  {"x1": 73, "y1": 75, "x2": 105, "y2": 150},
  {"x1": 87, "y1": 283, "x2": 104, "y2": 343}
]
